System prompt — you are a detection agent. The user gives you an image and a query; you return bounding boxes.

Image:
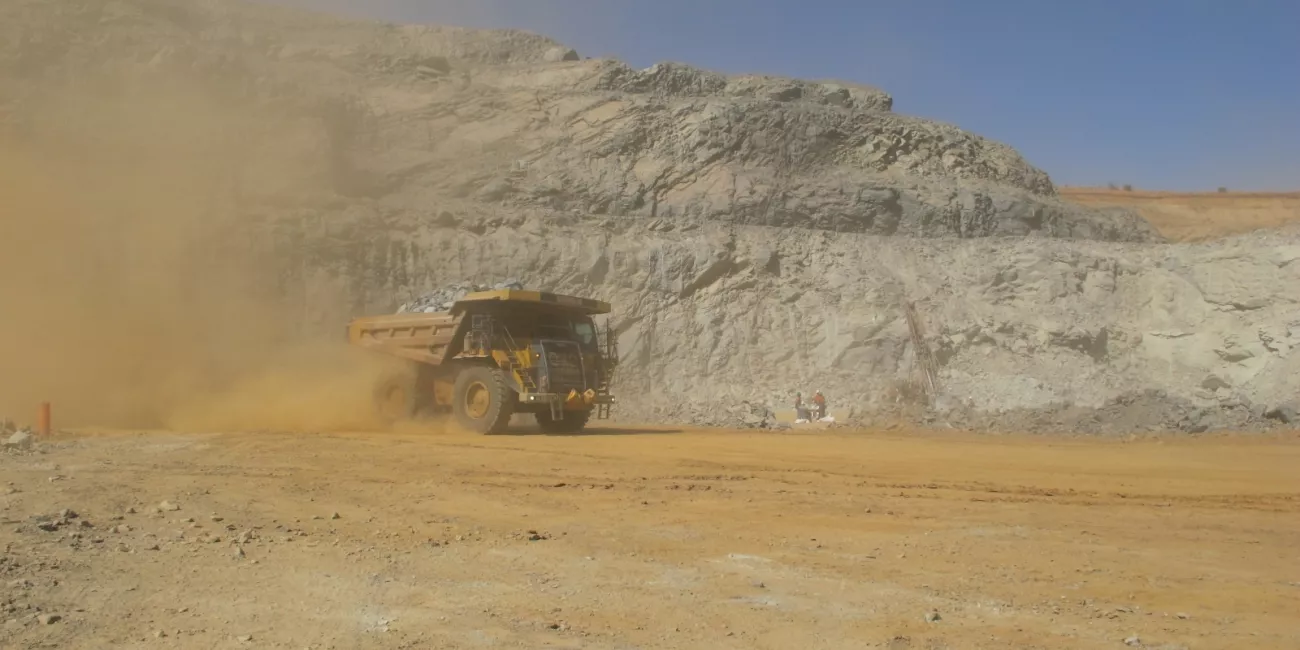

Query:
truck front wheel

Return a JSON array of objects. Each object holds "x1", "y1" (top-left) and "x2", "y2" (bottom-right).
[{"x1": 452, "y1": 366, "x2": 516, "y2": 434}]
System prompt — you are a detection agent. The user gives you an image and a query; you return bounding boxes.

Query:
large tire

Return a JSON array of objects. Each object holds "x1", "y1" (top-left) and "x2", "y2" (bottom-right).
[
  {"x1": 535, "y1": 409, "x2": 591, "y2": 434},
  {"x1": 373, "y1": 375, "x2": 417, "y2": 426},
  {"x1": 452, "y1": 366, "x2": 516, "y2": 434}
]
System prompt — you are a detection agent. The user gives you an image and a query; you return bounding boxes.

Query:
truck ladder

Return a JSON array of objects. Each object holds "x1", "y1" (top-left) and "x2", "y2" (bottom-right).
[
  {"x1": 595, "y1": 320, "x2": 619, "y2": 420},
  {"x1": 495, "y1": 326, "x2": 539, "y2": 395}
]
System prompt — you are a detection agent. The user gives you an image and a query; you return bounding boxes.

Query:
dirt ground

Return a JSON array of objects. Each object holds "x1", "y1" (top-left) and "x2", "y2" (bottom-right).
[
  {"x1": 3, "y1": 425, "x2": 1298, "y2": 650},
  {"x1": 1060, "y1": 188, "x2": 1300, "y2": 241}
]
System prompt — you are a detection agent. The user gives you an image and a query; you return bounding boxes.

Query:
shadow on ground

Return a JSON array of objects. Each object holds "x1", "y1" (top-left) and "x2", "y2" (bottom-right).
[{"x1": 502, "y1": 426, "x2": 684, "y2": 437}]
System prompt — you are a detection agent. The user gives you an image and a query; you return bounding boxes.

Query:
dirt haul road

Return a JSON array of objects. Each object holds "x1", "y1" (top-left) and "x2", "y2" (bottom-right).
[{"x1": 3, "y1": 426, "x2": 1298, "y2": 650}]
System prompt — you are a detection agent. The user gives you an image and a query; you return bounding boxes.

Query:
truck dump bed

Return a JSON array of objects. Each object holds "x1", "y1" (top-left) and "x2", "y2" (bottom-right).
[
  {"x1": 347, "y1": 311, "x2": 464, "y2": 366},
  {"x1": 453, "y1": 289, "x2": 611, "y2": 315},
  {"x1": 346, "y1": 289, "x2": 612, "y2": 367}
]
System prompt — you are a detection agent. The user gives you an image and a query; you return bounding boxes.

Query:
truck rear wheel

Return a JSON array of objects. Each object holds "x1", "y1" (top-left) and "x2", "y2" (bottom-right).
[
  {"x1": 373, "y1": 376, "x2": 417, "y2": 425},
  {"x1": 452, "y1": 366, "x2": 515, "y2": 434},
  {"x1": 535, "y1": 409, "x2": 591, "y2": 434}
]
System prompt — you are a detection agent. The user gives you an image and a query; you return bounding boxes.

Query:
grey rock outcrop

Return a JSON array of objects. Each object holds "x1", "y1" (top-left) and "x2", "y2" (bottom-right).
[
  {"x1": 259, "y1": 206, "x2": 1300, "y2": 432},
  {"x1": 5, "y1": 428, "x2": 33, "y2": 450},
  {"x1": 366, "y1": 56, "x2": 1157, "y2": 241},
  {"x1": 0, "y1": 0, "x2": 1157, "y2": 243}
]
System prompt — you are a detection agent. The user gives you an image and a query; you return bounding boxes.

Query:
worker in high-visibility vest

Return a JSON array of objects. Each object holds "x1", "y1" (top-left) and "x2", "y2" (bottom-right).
[{"x1": 794, "y1": 392, "x2": 810, "y2": 421}]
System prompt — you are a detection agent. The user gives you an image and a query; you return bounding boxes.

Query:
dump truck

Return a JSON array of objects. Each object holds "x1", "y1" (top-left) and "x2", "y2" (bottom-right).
[{"x1": 347, "y1": 288, "x2": 618, "y2": 434}]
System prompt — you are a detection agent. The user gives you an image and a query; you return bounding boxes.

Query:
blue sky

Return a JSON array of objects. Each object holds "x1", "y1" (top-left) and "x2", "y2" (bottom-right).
[{"x1": 285, "y1": 0, "x2": 1298, "y2": 191}]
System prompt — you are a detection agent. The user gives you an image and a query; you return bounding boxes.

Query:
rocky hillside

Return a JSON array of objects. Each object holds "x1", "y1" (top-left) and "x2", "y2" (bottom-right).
[
  {"x1": 4, "y1": 0, "x2": 1297, "y2": 433},
  {"x1": 277, "y1": 210, "x2": 1300, "y2": 432},
  {"x1": 0, "y1": 0, "x2": 1157, "y2": 242}
]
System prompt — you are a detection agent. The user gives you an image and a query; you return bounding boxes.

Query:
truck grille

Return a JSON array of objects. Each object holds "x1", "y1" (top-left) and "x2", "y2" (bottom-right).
[{"x1": 542, "y1": 341, "x2": 586, "y2": 392}]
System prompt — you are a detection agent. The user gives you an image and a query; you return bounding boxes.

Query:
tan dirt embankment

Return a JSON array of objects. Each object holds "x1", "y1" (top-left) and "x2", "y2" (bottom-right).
[{"x1": 1061, "y1": 187, "x2": 1300, "y2": 241}]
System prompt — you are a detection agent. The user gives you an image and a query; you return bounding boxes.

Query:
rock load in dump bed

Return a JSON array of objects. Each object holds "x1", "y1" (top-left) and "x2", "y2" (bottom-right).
[{"x1": 397, "y1": 280, "x2": 524, "y2": 314}]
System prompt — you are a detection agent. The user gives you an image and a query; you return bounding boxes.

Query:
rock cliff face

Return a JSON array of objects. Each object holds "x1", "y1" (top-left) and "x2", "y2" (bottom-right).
[
  {"x1": 0, "y1": 0, "x2": 1159, "y2": 243},
  {"x1": 267, "y1": 210, "x2": 1300, "y2": 431},
  {"x1": 7, "y1": 0, "x2": 1296, "y2": 433},
  {"x1": 451, "y1": 58, "x2": 1150, "y2": 241}
]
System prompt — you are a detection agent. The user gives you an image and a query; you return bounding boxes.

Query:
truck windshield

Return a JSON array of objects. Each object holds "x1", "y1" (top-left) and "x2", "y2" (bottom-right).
[
  {"x1": 573, "y1": 321, "x2": 595, "y2": 346},
  {"x1": 530, "y1": 313, "x2": 596, "y2": 346}
]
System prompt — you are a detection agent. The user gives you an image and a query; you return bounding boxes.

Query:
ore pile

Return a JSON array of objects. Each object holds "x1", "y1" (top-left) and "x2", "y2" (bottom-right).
[{"x1": 396, "y1": 279, "x2": 524, "y2": 314}]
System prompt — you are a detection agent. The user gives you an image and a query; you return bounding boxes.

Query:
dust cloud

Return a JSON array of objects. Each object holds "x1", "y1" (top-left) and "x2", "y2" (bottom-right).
[
  {"x1": 0, "y1": 69, "x2": 400, "y2": 432},
  {"x1": 165, "y1": 343, "x2": 407, "y2": 433},
  {"x1": 274, "y1": 0, "x2": 520, "y2": 27}
]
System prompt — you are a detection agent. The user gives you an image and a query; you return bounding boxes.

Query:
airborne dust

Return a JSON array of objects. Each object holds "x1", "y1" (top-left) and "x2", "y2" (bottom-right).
[{"x1": 0, "y1": 69, "x2": 403, "y2": 432}]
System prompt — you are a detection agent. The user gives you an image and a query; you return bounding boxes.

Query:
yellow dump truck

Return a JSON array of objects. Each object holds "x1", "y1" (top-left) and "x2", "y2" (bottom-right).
[{"x1": 347, "y1": 288, "x2": 617, "y2": 434}]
